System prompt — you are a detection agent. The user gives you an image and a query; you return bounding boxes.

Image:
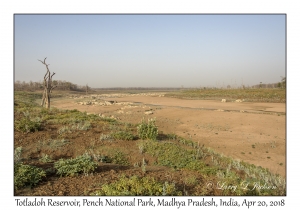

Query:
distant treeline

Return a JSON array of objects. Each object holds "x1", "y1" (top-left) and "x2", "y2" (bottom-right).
[
  {"x1": 251, "y1": 82, "x2": 285, "y2": 89},
  {"x1": 15, "y1": 78, "x2": 285, "y2": 92},
  {"x1": 93, "y1": 87, "x2": 182, "y2": 91},
  {"x1": 252, "y1": 77, "x2": 286, "y2": 89},
  {"x1": 14, "y1": 80, "x2": 86, "y2": 92}
]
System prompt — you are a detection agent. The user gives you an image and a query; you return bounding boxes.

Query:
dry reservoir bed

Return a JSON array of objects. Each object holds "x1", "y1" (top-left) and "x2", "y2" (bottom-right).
[{"x1": 51, "y1": 94, "x2": 286, "y2": 177}]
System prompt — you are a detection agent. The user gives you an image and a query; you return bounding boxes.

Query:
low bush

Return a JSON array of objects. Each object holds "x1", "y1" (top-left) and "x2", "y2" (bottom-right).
[
  {"x1": 14, "y1": 163, "x2": 46, "y2": 189},
  {"x1": 111, "y1": 130, "x2": 134, "y2": 140},
  {"x1": 54, "y1": 154, "x2": 97, "y2": 177},
  {"x1": 112, "y1": 151, "x2": 129, "y2": 165},
  {"x1": 90, "y1": 175, "x2": 182, "y2": 196},
  {"x1": 15, "y1": 117, "x2": 42, "y2": 133},
  {"x1": 137, "y1": 118, "x2": 158, "y2": 141},
  {"x1": 39, "y1": 154, "x2": 53, "y2": 163}
]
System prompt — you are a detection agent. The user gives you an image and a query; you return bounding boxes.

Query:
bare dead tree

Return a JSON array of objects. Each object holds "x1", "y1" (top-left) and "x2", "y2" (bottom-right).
[{"x1": 38, "y1": 57, "x2": 56, "y2": 109}]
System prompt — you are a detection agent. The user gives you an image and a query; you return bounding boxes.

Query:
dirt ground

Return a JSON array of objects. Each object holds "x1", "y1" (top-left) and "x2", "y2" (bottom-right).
[{"x1": 51, "y1": 94, "x2": 286, "y2": 178}]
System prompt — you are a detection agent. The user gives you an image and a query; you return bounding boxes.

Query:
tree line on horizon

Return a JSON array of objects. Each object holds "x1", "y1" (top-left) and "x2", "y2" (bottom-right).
[
  {"x1": 14, "y1": 80, "x2": 87, "y2": 92},
  {"x1": 14, "y1": 77, "x2": 286, "y2": 92}
]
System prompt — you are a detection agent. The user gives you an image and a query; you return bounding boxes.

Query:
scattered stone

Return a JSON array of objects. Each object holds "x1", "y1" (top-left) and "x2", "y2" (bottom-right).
[
  {"x1": 105, "y1": 101, "x2": 113, "y2": 105},
  {"x1": 145, "y1": 111, "x2": 153, "y2": 115}
]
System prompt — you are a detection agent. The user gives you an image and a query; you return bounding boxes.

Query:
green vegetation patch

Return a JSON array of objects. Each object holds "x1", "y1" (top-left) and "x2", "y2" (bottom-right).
[
  {"x1": 140, "y1": 140, "x2": 209, "y2": 173},
  {"x1": 54, "y1": 154, "x2": 98, "y2": 177},
  {"x1": 166, "y1": 88, "x2": 286, "y2": 103},
  {"x1": 43, "y1": 109, "x2": 99, "y2": 125},
  {"x1": 139, "y1": 139, "x2": 285, "y2": 195},
  {"x1": 14, "y1": 91, "x2": 43, "y2": 106},
  {"x1": 14, "y1": 163, "x2": 46, "y2": 190},
  {"x1": 14, "y1": 91, "x2": 116, "y2": 129},
  {"x1": 111, "y1": 151, "x2": 130, "y2": 165},
  {"x1": 15, "y1": 116, "x2": 42, "y2": 133},
  {"x1": 137, "y1": 118, "x2": 158, "y2": 141},
  {"x1": 39, "y1": 154, "x2": 53, "y2": 163},
  {"x1": 111, "y1": 130, "x2": 134, "y2": 141},
  {"x1": 90, "y1": 175, "x2": 182, "y2": 196}
]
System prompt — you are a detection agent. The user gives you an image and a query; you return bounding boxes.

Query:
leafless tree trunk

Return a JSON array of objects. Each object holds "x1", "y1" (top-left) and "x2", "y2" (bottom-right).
[{"x1": 38, "y1": 57, "x2": 56, "y2": 109}]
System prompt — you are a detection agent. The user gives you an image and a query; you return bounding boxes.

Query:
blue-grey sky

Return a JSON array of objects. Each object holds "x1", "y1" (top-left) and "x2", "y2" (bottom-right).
[{"x1": 14, "y1": 14, "x2": 286, "y2": 88}]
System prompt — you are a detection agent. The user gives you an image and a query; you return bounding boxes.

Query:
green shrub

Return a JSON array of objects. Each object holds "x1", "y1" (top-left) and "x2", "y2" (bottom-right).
[
  {"x1": 112, "y1": 151, "x2": 129, "y2": 165},
  {"x1": 15, "y1": 117, "x2": 42, "y2": 133},
  {"x1": 14, "y1": 163, "x2": 46, "y2": 189},
  {"x1": 166, "y1": 133, "x2": 177, "y2": 140},
  {"x1": 137, "y1": 118, "x2": 158, "y2": 141},
  {"x1": 90, "y1": 175, "x2": 182, "y2": 196},
  {"x1": 39, "y1": 154, "x2": 53, "y2": 163},
  {"x1": 111, "y1": 131, "x2": 134, "y2": 140},
  {"x1": 178, "y1": 137, "x2": 198, "y2": 148},
  {"x1": 54, "y1": 154, "x2": 97, "y2": 177}
]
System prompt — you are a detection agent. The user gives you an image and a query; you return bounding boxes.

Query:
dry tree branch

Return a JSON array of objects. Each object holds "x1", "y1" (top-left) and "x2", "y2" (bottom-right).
[{"x1": 38, "y1": 57, "x2": 56, "y2": 109}]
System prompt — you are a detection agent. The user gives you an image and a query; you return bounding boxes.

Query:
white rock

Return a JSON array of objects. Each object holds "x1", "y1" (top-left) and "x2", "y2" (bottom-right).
[{"x1": 145, "y1": 111, "x2": 153, "y2": 115}]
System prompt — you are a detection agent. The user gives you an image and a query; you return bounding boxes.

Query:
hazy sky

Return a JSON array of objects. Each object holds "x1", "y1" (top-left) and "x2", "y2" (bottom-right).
[{"x1": 14, "y1": 14, "x2": 286, "y2": 88}]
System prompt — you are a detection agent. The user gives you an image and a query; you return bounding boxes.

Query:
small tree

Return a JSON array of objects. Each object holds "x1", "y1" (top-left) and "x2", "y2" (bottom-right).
[
  {"x1": 86, "y1": 84, "x2": 89, "y2": 94},
  {"x1": 277, "y1": 82, "x2": 282, "y2": 88},
  {"x1": 281, "y1": 77, "x2": 286, "y2": 89},
  {"x1": 38, "y1": 57, "x2": 56, "y2": 109}
]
